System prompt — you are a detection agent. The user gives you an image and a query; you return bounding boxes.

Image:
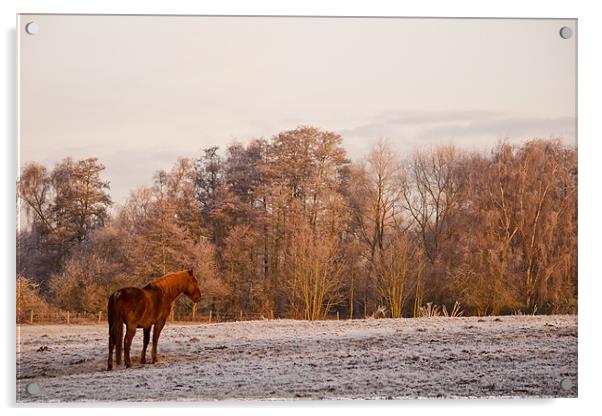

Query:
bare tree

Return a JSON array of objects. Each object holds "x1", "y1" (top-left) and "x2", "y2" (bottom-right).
[
  {"x1": 285, "y1": 221, "x2": 343, "y2": 320},
  {"x1": 347, "y1": 141, "x2": 406, "y2": 316},
  {"x1": 374, "y1": 235, "x2": 421, "y2": 318},
  {"x1": 402, "y1": 146, "x2": 463, "y2": 302},
  {"x1": 453, "y1": 140, "x2": 577, "y2": 314}
]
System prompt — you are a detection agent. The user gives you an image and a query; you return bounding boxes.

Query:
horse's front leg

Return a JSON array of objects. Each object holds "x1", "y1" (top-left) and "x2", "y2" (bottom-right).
[
  {"x1": 140, "y1": 327, "x2": 151, "y2": 364},
  {"x1": 151, "y1": 319, "x2": 166, "y2": 364}
]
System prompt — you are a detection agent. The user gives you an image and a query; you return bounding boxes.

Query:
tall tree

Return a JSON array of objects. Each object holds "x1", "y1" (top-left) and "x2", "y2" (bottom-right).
[
  {"x1": 402, "y1": 146, "x2": 463, "y2": 303},
  {"x1": 17, "y1": 158, "x2": 112, "y2": 283}
]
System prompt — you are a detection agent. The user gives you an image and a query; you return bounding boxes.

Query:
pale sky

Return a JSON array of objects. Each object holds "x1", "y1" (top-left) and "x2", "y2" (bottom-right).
[{"x1": 18, "y1": 15, "x2": 576, "y2": 205}]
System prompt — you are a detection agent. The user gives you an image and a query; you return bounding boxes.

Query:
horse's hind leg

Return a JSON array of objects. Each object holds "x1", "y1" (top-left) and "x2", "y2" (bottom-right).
[
  {"x1": 124, "y1": 324, "x2": 137, "y2": 368},
  {"x1": 115, "y1": 322, "x2": 123, "y2": 366},
  {"x1": 107, "y1": 294, "x2": 123, "y2": 369},
  {"x1": 107, "y1": 333, "x2": 114, "y2": 371},
  {"x1": 140, "y1": 327, "x2": 150, "y2": 364}
]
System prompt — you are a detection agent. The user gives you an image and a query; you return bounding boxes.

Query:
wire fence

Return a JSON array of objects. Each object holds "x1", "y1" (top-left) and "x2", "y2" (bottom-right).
[{"x1": 16, "y1": 308, "x2": 326, "y2": 325}]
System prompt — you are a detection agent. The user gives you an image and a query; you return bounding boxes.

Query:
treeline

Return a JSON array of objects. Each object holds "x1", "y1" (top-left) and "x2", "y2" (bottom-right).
[{"x1": 17, "y1": 127, "x2": 577, "y2": 320}]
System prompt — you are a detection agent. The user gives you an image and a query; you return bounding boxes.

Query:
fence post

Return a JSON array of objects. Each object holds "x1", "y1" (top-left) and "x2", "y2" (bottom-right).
[
  {"x1": 98, "y1": 311, "x2": 102, "y2": 323},
  {"x1": 192, "y1": 304, "x2": 197, "y2": 321},
  {"x1": 30, "y1": 310, "x2": 34, "y2": 324},
  {"x1": 209, "y1": 310, "x2": 212, "y2": 323},
  {"x1": 66, "y1": 311, "x2": 70, "y2": 325},
  {"x1": 239, "y1": 310, "x2": 243, "y2": 321},
  {"x1": 336, "y1": 311, "x2": 339, "y2": 321}
]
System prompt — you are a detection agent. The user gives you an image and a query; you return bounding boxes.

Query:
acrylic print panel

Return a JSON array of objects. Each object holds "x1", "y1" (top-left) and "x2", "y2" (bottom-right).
[{"x1": 16, "y1": 15, "x2": 577, "y2": 402}]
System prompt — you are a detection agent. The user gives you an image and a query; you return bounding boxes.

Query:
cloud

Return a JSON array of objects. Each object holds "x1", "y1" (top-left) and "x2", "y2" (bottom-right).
[
  {"x1": 338, "y1": 110, "x2": 502, "y2": 138},
  {"x1": 338, "y1": 110, "x2": 576, "y2": 146},
  {"x1": 334, "y1": 110, "x2": 576, "y2": 163},
  {"x1": 375, "y1": 110, "x2": 503, "y2": 125},
  {"x1": 416, "y1": 115, "x2": 576, "y2": 142}
]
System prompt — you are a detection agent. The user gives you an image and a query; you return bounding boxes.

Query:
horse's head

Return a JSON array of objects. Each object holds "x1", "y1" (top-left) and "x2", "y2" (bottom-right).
[{"x1": 184, "y1": 269, "x2": 202, "y2": 303}]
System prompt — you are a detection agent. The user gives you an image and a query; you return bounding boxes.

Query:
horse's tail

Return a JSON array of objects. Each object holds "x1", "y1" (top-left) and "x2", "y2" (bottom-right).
[{"x1": 107, "y1": 292, "x2": 124, "y2": 368}]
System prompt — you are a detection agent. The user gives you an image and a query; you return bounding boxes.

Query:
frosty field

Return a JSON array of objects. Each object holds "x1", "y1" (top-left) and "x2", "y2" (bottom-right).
[{"x1": 16, "y1": 315, "x2": 577, "y2": 402}]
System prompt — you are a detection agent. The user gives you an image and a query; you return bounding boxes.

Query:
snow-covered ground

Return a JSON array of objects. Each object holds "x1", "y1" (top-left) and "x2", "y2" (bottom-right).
[{"x1": 16, "y1": 315, "x2": 577, "y2": 402}]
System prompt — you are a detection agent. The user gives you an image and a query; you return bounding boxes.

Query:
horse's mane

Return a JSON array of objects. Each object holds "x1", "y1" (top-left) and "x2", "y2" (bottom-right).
[{"x1": 144, "y1": 271, "x2": 188, "y2": 298}]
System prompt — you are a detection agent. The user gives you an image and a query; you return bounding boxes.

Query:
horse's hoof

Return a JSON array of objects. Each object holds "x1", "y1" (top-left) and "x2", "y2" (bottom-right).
[{"x1": 140, "y1": 359, "x2": 146, "y2": 365}]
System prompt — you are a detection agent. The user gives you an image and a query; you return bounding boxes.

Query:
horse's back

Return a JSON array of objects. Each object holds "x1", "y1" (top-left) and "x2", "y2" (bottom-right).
[
  {"x1": 110, "y1": 286, "x2": 145, "y2": 304},
  {"x1": 109, "y1": 287, "x2": 147, "y2": 323}
]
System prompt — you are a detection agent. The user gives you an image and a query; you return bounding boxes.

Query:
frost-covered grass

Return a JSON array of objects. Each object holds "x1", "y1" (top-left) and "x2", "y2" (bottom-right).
[{"x1": 16, "y1": 315, "x2": 577, "y2": 402}]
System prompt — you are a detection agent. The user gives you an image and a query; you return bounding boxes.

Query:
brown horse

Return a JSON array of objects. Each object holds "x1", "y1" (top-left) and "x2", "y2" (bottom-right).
[{"x1": 106, "y1": 269, "x2": 202, "y2": 370}]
